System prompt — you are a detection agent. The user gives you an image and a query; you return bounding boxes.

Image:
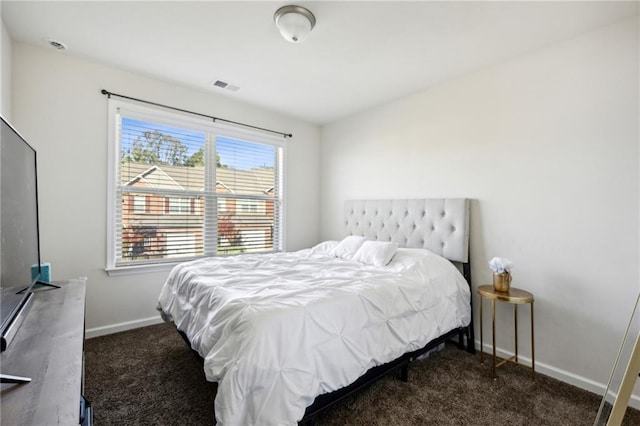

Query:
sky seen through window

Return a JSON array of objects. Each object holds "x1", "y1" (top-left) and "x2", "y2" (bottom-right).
[{"x1": 121, "y1": 118, "x2": 275, "y2": 170}]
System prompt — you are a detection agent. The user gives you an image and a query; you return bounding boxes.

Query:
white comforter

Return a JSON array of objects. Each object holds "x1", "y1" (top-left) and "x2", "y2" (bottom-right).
[{"x1": 157, "y1": 242, "x2": 471, "y2": 426}]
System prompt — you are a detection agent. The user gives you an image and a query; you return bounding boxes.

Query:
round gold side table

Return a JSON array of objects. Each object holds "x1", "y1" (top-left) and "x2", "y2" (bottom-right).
[{"x1": 477, "y1": 284, "x2": 535, "y2": 380}]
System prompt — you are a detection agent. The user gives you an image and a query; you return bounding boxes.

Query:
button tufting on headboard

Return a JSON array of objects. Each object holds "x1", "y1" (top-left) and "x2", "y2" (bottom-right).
[{"x1": 344, "y1": 199, "x2": 470, "y2": 263}]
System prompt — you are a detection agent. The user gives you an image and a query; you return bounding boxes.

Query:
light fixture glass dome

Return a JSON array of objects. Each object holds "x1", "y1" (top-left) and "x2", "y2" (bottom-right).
[{"x1": 274, "y1": 5, "x2": 316, "y2": 43}]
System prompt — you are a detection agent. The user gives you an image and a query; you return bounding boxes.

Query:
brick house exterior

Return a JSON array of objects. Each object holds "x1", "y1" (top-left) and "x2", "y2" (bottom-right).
[{"x1": 120, "y1": 163, "x2": 276, "y2": 261}]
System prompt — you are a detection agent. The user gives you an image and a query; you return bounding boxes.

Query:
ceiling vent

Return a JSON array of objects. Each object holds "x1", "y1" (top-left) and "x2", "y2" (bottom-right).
[
  {"x1": 47, "y1": 39, "x2": 67, "y2": 51},
  {"x1": 212, "y1": 80, "x2": 240, "y2": 92}
]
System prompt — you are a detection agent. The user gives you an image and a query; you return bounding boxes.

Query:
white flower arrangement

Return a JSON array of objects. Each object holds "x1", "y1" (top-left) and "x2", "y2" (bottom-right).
[{"x1": 489, "y1": 257, "x2": 512, "y2": 274}]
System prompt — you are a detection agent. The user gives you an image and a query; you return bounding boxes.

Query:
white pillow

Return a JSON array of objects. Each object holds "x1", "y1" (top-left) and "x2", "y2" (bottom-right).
[
  {"x1": 352, "y1": 240, "x2": 398, "y2": 267},
  {"x1": 329, "y1": 236, "x2": 367, "y2": 260}
]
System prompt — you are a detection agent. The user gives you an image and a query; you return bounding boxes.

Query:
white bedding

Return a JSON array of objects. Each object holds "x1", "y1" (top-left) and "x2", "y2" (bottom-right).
[{"x1": 157, "y1": 241, "x2": 471, "y2": 426}]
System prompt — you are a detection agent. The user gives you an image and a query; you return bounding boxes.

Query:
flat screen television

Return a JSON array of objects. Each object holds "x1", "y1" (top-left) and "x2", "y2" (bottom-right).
[{"x1": 0, "y1": 115, "x2": 43, "y2": 358}]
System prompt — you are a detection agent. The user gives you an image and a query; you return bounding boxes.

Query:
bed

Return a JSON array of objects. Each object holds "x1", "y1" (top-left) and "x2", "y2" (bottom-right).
[{"x1": 157, "y1": 198, "x2": 475, "y2": 425}]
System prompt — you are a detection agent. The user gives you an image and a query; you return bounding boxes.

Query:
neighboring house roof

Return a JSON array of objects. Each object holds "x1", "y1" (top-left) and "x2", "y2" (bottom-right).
[
  {"x1": 120, "y1": 162, "x2": 274, "y2": 195},
  {"x1": 216, "y1": 166, "x2": 275, "y2": 195},
  {"x1": 124, "y1": 165, "x2": 184, "y2": 190},
  {"x1": 216, "y1": 181, "x2": 234, "y2": 193}
]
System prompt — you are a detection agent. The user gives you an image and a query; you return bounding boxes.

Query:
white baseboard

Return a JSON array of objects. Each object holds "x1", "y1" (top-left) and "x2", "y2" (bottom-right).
[
  {"x1": 477, "y1": 341, "x2": 640, "y2": 411},
  {"x1": 85, "y1": 316, "x2": 164, "y2": 339}
]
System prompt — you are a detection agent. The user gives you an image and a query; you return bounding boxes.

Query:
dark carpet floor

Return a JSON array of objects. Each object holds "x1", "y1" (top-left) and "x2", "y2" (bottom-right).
[{"x1": 85, "y1": 322, "x2": 639, "y2": 425}]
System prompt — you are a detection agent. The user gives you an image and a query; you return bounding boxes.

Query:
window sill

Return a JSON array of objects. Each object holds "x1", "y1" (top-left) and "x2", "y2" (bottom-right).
[
  {"x1": 105, "y1": 262, "x2": 179, "y2": 277},
  {"x1": 105, "y1": 249, "x2": 283, "y2": 277}
]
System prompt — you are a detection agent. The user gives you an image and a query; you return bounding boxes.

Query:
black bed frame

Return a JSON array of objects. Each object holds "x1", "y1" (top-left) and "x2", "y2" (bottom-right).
[
  {"x1": 176, "y1": 261, "x2": 476, "y2": 425},
  {"x1": 299, "y1": 261, "x2": 475, "y2": 425}
]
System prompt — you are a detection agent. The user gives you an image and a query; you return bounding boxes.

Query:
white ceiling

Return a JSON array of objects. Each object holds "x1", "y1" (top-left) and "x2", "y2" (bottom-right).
[{"x1": 2, "y1": 1, "x2": 638, "y2": 125}]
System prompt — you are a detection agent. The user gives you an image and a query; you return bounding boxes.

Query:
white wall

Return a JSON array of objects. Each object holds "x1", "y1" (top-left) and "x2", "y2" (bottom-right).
[
  {"x1": 321, "y1": 17, "x2": 639, "y2": 400},
  {"x1": 0, "y1": 14, "x2": 12, "y2": 119},
  {"x1": 11, "y1": 43, "x2": 320, "y2": 334}
]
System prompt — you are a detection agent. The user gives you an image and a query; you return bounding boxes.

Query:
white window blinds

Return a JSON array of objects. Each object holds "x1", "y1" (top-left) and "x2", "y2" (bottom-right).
[{"x1": 108, "y1": 102, "x2": 284, "y2": 269}]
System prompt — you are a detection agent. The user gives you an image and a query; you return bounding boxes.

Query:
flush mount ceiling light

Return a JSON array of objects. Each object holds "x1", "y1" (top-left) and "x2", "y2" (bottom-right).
[{"x1": 274, "y1": 5, "x2": 316, "y2": 43}]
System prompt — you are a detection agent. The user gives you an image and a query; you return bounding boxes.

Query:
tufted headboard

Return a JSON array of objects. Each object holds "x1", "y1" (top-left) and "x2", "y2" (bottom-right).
[{"x1": 344, "y1": 199, "x2": 470, "y2": 263}]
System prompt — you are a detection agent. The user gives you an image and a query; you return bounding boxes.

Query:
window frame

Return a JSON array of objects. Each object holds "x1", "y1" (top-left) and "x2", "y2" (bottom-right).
[{"x1": 105, "y1": 99, "x2": 287, "y2": 276}]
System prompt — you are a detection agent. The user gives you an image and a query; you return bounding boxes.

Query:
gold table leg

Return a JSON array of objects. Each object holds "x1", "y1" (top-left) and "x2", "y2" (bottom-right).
[
  {"x1": 480, "y1": 295, "x2": 484, "y2": 364},
  {"x1": 531, "y1": 301, "x2": 535, "y2": 381},
  {"x1": 492, "y1": 299, "x2": 496, "y2": 379},
  {"x1": 514, "y1": 304, "x2": 518, "y2": 363}
]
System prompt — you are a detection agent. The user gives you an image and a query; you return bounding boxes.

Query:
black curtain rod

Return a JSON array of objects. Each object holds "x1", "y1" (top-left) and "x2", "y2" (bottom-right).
[{"x1": 100, "y1": 89, "x2": 293, "y2": 138}]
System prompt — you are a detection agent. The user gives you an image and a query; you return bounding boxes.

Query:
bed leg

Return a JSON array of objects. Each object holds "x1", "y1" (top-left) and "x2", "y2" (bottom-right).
[
  {"x1": 463, "y1": 261, "x2": 476, "y2": 354},
  {"x1": 466, "y1": 324, "x2": 476, "y2": 354},
  {"x1": 399, "y1": 364, "x2": 409, "y2": 382}
]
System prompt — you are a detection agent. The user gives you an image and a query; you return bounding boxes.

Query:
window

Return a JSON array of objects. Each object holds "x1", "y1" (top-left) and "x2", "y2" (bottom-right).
[
  {"x1": 133, "y1": 195, "x2": 146, "y2": 213},
  {"x1": 107, "y1": 100, "x2": 285, "y2": 271},
  {"x1": 167, "y1": 197, "x2": 191, "y2": 214},
  {"x1": 238, "y1": 199, "x2": 260, "y2": 214}
]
